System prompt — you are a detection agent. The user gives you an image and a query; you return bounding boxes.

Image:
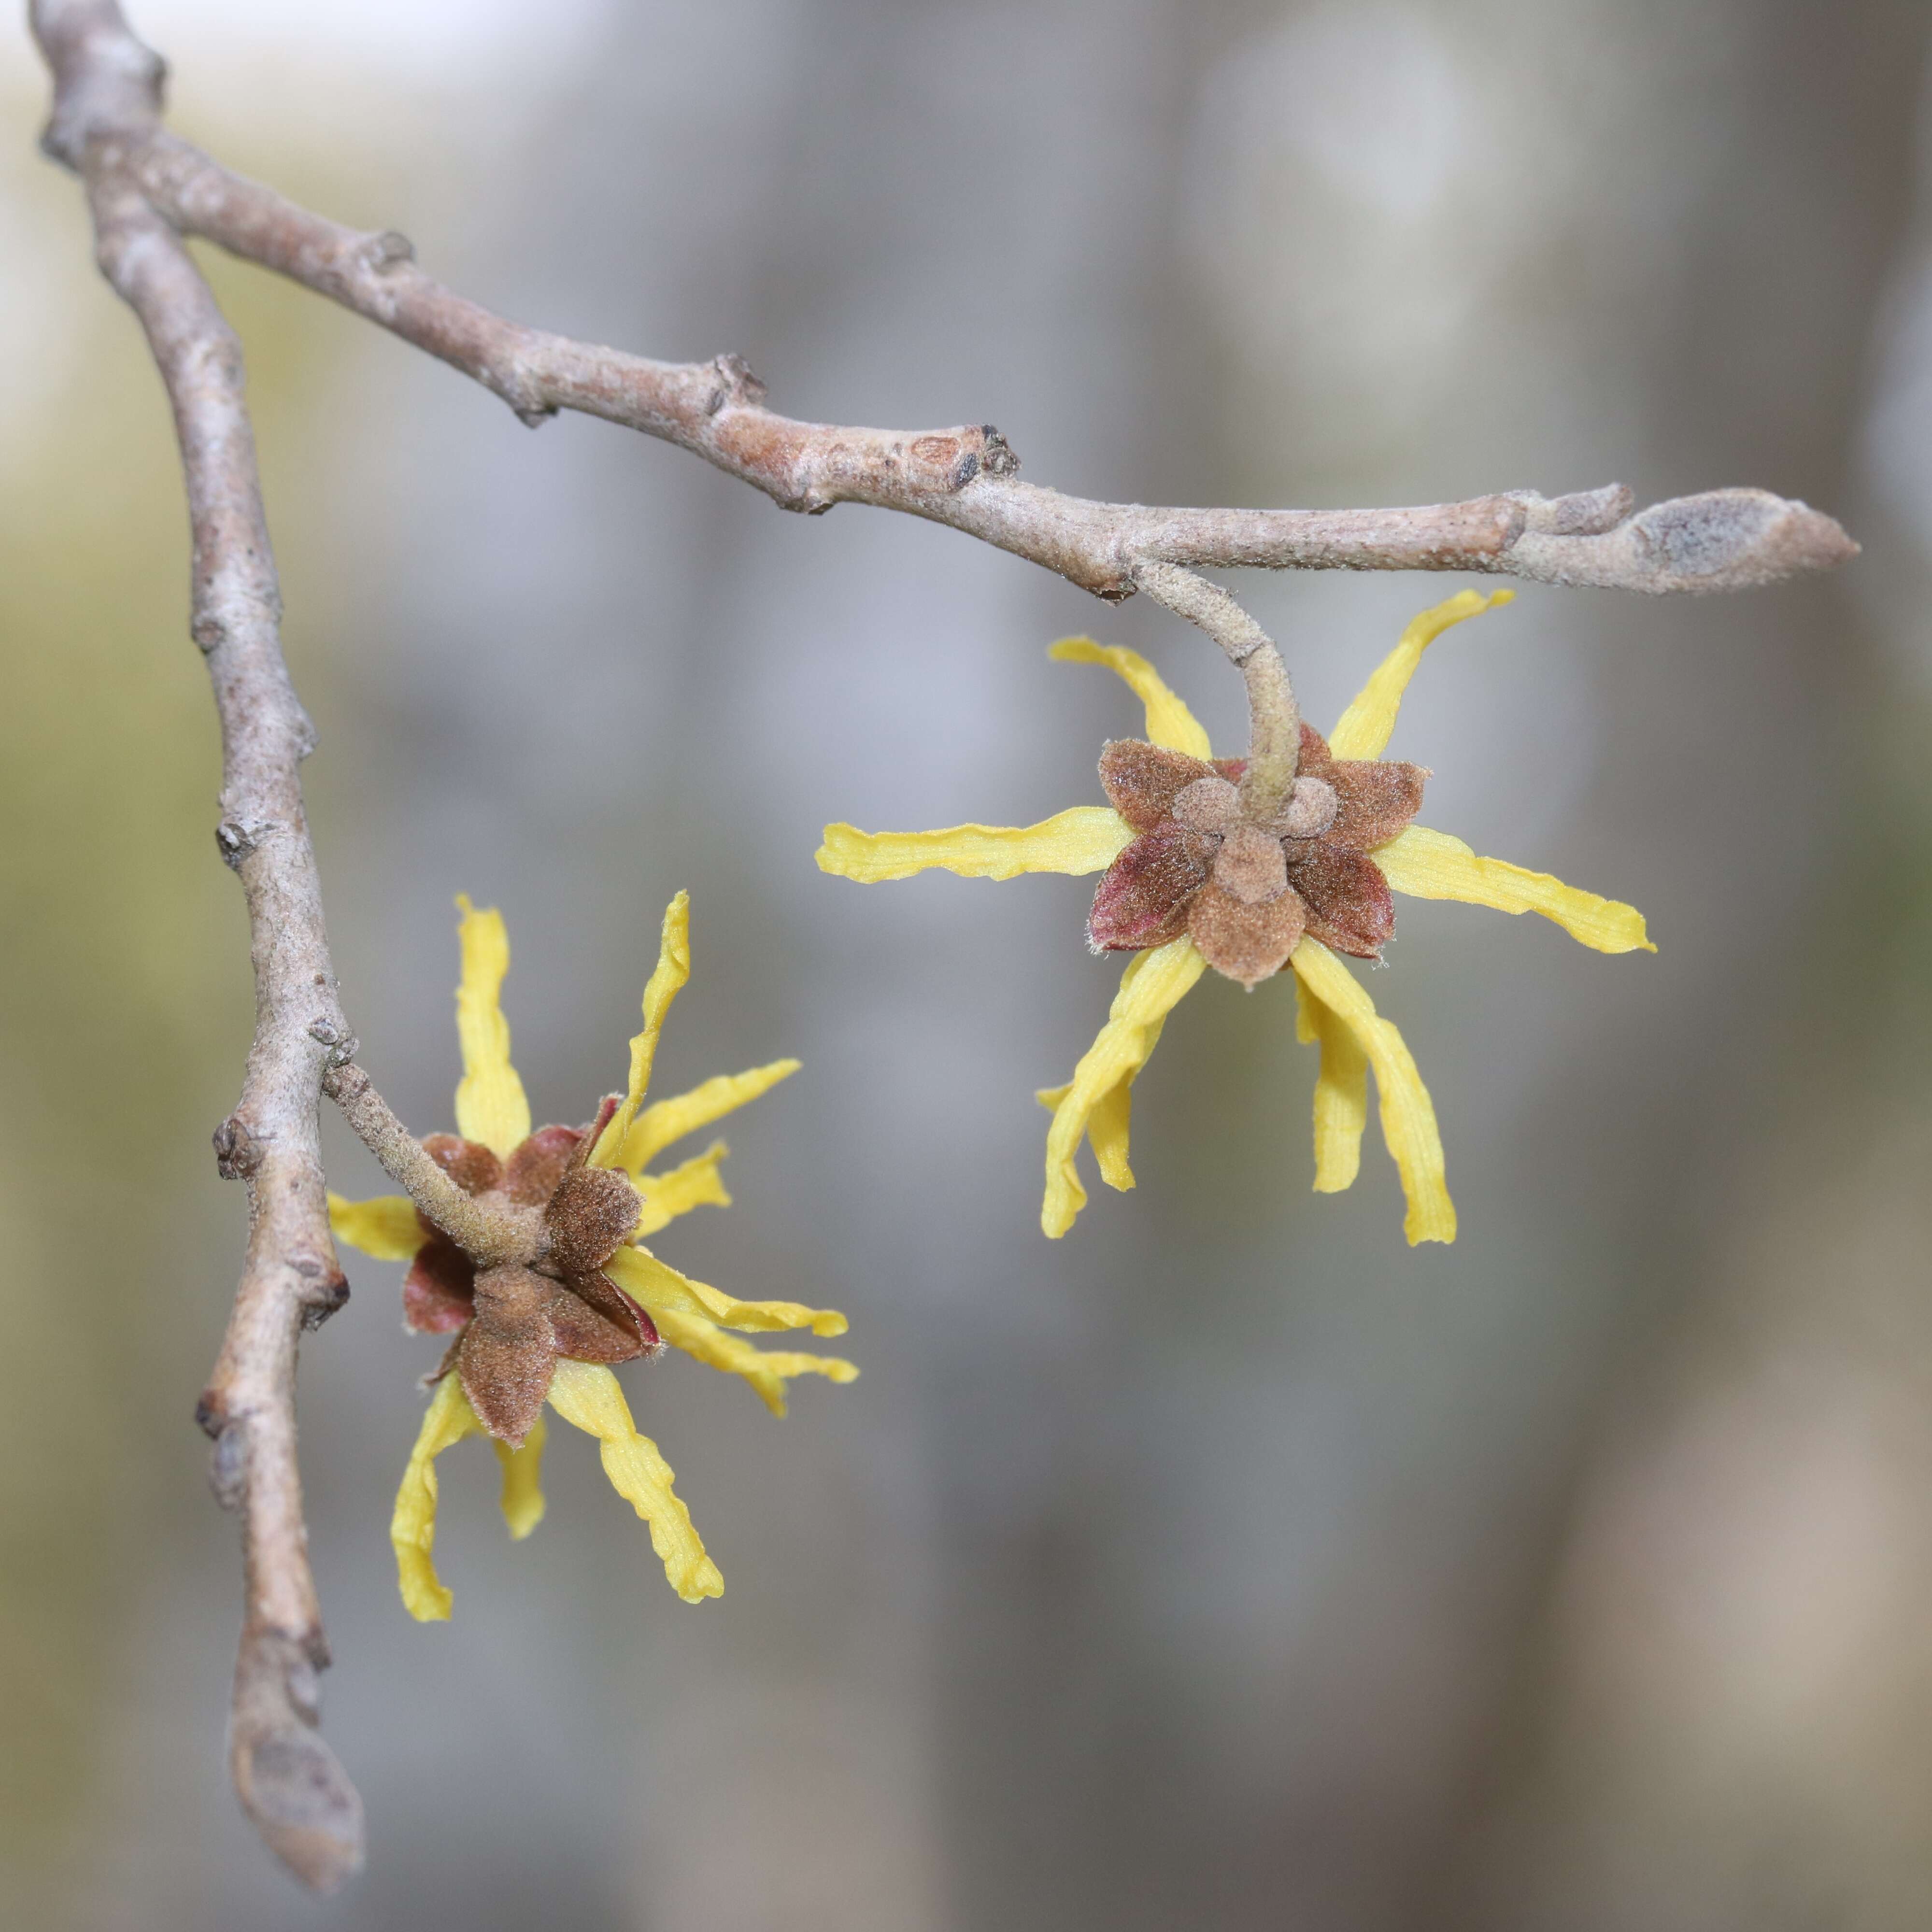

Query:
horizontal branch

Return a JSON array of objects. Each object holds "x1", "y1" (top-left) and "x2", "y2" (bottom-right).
[{"x1": 96, "y1": 134, "x2": 1852, "y2": 599}]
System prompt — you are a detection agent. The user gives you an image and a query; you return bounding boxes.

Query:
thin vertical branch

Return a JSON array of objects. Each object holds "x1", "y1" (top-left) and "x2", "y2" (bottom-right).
[{"x1": 32, "y1": 0, "x2": 363, "y2": 1892}]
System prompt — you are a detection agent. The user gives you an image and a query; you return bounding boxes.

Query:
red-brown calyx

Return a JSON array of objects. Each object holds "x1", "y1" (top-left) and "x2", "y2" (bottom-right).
[
  {"x1": 1088, "y1": 725, "x2": 1426, "y2": 987},
  {"x1": 401, "y1": 1106, "x2": 654, "y2": 1446}
]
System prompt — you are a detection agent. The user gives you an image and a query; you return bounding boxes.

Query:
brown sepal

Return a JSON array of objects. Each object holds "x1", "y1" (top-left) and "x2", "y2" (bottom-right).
[
  {"x1": 1097, "y1": 739, "x2": 1216, "y2": 832},
  {"x1": 543, "y1": 1278, "x2": 660, "y2": 1364},
  {"x1": 401, "y1": 1232, "x2": 476, "y2": 1335},
  {"x1": 1290, "y1": 846, "x2": 1396, "y2": 959},
  {"x1": 545, "y1": 1166, "x2": 644, "y2": 1276},
  {"x1": 566, "y1": 1095, "x2": 622, "y2": 1173},
  {"x1": 458, "y1": 1264, "x2": 558, "y2": 1446},
  {"x1": 1326, "y1": 759, "x2": 1426, "y2": 850},
  {"x1": 421, "y1": 1133, "x2": 503, "y2": 1196},
  {"x1": 1088, "y1": 822, "x2": 1213, "y2": 952},
  {"x1": 502, "y1": 1124, "x2": 584, "y2": 1206},
  {"x1": 1187, "y1": 882, "x2": 1306, "y2": 988},
  {"x1": 568, "y1": 1265, "x2": 660, "y2": 1350}
]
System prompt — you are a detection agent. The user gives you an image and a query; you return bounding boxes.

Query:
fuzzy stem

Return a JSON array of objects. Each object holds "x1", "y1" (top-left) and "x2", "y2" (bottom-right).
[
  {"x1": 1237, "y1": 644, "x2": 1301, "y2": 820},
  {"x1": 1135, "y1": 562, "x2": 1300, "y2": 814},
  {"x1": 323, "y1": 1064, "x2": 531, "y2": 1265}
]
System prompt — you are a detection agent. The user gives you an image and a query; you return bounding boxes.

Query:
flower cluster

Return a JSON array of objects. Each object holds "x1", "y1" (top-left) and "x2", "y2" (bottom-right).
[
  {"x1": 819, "y1": 590, "x2": 1652, "y2": 1243},
  {"x1": 330, "y1": 893, "x2": 856, "y2": 1619}
]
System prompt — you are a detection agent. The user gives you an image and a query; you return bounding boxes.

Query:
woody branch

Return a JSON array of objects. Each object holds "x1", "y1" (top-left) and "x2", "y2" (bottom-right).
[
  {"x1": 28, "y1": 0, "x2": 1861, "y2": 1899},
  {"x1": 38, "y1": 10, "x2": 1855, "y2": 602},
  {"x1": 30, "y1": 0, "x2": 368, "y2": 1893}
]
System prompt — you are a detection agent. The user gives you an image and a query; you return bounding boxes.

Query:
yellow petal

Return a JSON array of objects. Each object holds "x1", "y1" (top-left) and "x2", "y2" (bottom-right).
[
  {"x1": 654, "y1": 1307, "x2": 860, "y2": 1420},
  {"x1": 1088, "y1": 1077, "x2": 1137, "y2": 1191},
  {"x1": 544, "y1": 1359, "x2": 722, "y2": 1603},
  {"x1": 1374, "y1": 824, "x2": 1656, "y2": 954},
  {"x1": 1036, "y1": 1077, "x2": 1135, "y2": 1190},
  {"x1": 452, "y1": 895, "x2": 532, "y2": 1159},
  {"x1": 390, "y1": 1373, "x2": 487, "y2": 1623},
  {"x1": 590, "y1": 892, "x2": 691, "y2": 1167},
  {"x1": 1048, "y1": 637, "x2": 1213, "y2": 757},
  {"x1": 1327, "y1": 589, "x2": 1514, "y2": 761},
  {"x1": 1293, "y1": 977, "x2": 1367, "y2": 1193},
  {"x1": 632, "y1": 1141, "x2": 733, "y2": 1236},
  {"x1": 604, "y1": 1243, "x2": 849, "y2": 1338},
  {"x1": 491, "y1": 1411, "x2": 547, "y2": 1541},
  {"x1": 328, "y1": 1192, "x2": 422, "y2": 1262},
  {"x1": 1291, "y1": 938, "x2": 1454, "y2": 1245},
  {"x1": 1041, "y1": 937, "x2": 1208, "y2": 1237},
  {"x1": 617, "y1": 1059, "x2": 800, "y2": 1173},
  {"x1": 816, "y1": 809, "x2": 1132, "y2": 883}
]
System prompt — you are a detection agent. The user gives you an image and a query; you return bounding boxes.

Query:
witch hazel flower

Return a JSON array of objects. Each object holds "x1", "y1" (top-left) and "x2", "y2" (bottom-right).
[
  {"x1": 818, "y1": 590, "x2": 1651, "y2": 1244},
  {"x1": 330, "y1": 893, "x2": 855, "y2": 1619}
]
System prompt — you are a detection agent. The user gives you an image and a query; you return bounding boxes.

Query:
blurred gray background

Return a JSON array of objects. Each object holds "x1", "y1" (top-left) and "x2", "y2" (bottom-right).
[{"x1": 6, "y1": 0, "x2": 1932, "y2": 1926}]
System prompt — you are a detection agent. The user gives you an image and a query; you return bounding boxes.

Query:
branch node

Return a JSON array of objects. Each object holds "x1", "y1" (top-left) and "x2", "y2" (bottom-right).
[
  {"x1": 214, "y1": 815, "x2": 275, "y2": 865},
  {"x1": 299, "y1": 1270, "x2": 351, "y2": 1331},
  {"x1": 707, "y1": 351, "x2": 766, "y2": 414},
  {"x1": 977, "y1": 424, "x2": 1020, "y2": 478},
  {"x1": 213, "y1": 1112, "x2": 266, "y2": 1180},
  {"x1": 306, "y1": 1018, "x2": 357, "y2": 1065},
  {"x1": 207, "y1": 1417, "x2": 248, "y2": 1508},
  {"x1": 360, "y1": 227, "x2": 413, "y2": 270}
]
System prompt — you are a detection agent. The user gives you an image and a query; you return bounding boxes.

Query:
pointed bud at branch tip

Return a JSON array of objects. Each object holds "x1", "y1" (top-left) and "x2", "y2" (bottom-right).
[{"x1": 1507, "y1": 487, "x2": 1858, "y2": 593}]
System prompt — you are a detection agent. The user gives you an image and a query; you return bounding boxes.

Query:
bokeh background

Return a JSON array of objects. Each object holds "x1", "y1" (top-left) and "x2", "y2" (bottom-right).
[{"x1": 5, "y1": 1, "x2": 1932, "y2": 1926}]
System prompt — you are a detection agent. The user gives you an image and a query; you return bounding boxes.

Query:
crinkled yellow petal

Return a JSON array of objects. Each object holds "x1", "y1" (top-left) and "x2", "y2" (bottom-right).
[
  {"x1": 1374, "y1": 824, "x2": 1656, "y2": 954},
  {"x1": 617, "y1": 1059, "x2": 800, "y2": 1173},
  {"x1": 452, "y1": 896, "x2": 533, "y2": 1159},
  {"x1": 654, "y1": 1308, "x2": 860, "y2": 1420},
  {"x1": 1048, "y1": 637, "x2": 1213, "y2": 757},
  {"x1": 1291, "y1": 938, "x2": 1454, "y2": 1245},
  {"x1": 1293, "y1": 977, "x2": 1367, "y2": 1193},
  {"x1": 1036, "y1": 1075, "x2": 1136, "y2": 1191},
  {"x1": 590, "y1": 891, "x2": 691, "y2": 1167},
  {"x1": 1328, "y1": 589, "x2": 1514, "y2": 761},
  {"x1": 632, "y1": 1141, "x2": 733, "y2": 1237},
  {"x1": 390, "y1": 1373, "x2": 487, "y2": 1623},
  {"x1": 328, "y1": 1192, "x2": 422, "y2": 1262},
  {"x1": 544, "y1": 1359, "x2": 722, "y2": 1603},
  {"x1": 491, "y1": 1412, "x2": 547, "y2": 1540},
  {"x1": 1041, "y1": 937, "x2": 1208, "y2": 1238},
  {"x1": 604, "y1": 1243, "x2": 849, "y2": 1338},
  {"x1": 816, "y1": 809, "x2": 1131, "y2": 884}
]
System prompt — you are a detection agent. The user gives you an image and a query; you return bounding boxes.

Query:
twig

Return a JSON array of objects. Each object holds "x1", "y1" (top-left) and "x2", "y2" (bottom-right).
[
  {"x1": 31, "y1": 0, "x2": 363, "y2": 1893},
  {"x1": 44, "y1": 73, "x2": 1849, "y2": 600}
]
